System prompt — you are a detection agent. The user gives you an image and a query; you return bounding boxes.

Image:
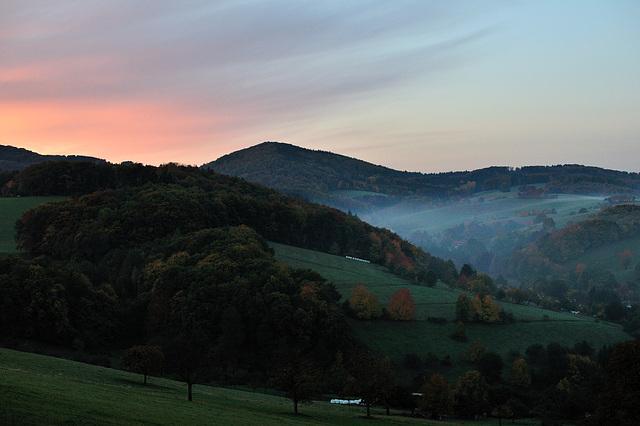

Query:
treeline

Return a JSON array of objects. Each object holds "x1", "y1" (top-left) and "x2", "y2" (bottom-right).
[{"x1": 204, "y1": 143, "x2": 640, "y2": 210}]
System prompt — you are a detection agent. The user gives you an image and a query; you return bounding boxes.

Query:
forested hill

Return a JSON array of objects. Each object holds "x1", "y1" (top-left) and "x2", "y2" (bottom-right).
[
  {"x1": 508, "y1": 204, "x2": 640, "y2": 282},
  {"x1": 0, "y1": 145, "x2": 106, "y2": 170},
  {"x1": 203, "y1": 142, "x2": 640, "y2": 210},
  {"x1": 2, "y1": 160, "x2": 457, "y2": 381},
  {"x1": 8, "y1": 161, "x2": 456, "y2": 284}
]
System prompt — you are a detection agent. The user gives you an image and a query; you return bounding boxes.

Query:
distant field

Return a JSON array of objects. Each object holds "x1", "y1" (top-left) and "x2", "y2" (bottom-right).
[
  {"x1": 271, "y1": 242, "x2": 631, "y2": 382},
  {"x1": 1, "y1": 347, "x2": 530, "y2": 425},
  {"x1": 0, "y1": 196, "x2": 67, "y2": 253},
  {"x1": 362, "y1": 188, "x2": 605, "y2": 238},
  {"x1": 328, "y1": 189, "x2": 389, "y2": 198}
]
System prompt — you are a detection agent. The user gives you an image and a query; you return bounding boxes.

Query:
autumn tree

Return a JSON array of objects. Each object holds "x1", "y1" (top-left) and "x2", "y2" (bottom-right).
[
  {"x1": 349, "y1": 285, "x2": 382, "y2": 319},
  {"x1": 120, "y1": 345, "x2": 164, "y2": 385},
  {"x1": 472, "y1": 294, "x2": 501, "y2": 324},
  {"x1": 386, "y1": 288, "x2": 417, "y2": 320},
  {"x1": 420, "y1": 373, "x2": 454, "y2": 419}
]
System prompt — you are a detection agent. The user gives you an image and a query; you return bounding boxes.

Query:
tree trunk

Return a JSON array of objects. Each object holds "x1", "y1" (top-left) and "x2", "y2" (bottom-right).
[
  {"x1": 366, "y1": 402, "x2": 371, "y2": 418},
  {"x1": 188, "y1": 382, "x2": 193, "y2": 401},
  {"x1": 144, "y1": 374, "x2": 147, "y2": 385}
]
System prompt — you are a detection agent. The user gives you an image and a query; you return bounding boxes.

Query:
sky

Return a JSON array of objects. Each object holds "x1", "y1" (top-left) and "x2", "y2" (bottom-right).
[{"x1": 1, "y1": 1, "x2": 639, "y2": 173}]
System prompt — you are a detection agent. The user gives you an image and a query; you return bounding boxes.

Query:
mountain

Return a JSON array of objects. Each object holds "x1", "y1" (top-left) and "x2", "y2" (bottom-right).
[
  {"x1": 203, "y1": 142, "x2": 640, "y2": 212},
  {"x1": 203, "y1": 141, "x2": 450, "y2": 211},
  {"x1": 0, "y1": 145, "x2": 106, "y2": 170}
]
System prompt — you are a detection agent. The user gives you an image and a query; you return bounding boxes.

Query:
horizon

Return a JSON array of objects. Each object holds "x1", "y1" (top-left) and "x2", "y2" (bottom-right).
[
  {"x1": 6, "y1": 140, "x2": 640, "y2": 176},
  {"x1": 2, "y1": 1, "x2": 639, "y2": 173}
]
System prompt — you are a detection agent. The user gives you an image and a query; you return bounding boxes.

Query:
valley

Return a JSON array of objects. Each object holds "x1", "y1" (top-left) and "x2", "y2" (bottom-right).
[{"x1": 1, "y1": 147, "x2": 639, "y2": 423}]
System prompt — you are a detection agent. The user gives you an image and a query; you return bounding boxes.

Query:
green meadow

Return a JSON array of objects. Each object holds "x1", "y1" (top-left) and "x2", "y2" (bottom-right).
[
  {"x1": 1, "y1": 348, "x2": 540, "y2": 425},
  {"x1": 271, "y1": 242, "x2": 630, "y2": 382}
]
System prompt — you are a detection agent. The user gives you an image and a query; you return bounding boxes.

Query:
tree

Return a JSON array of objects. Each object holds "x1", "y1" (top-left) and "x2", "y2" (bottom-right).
[
  {"x1": 386, "y1": 288, "x2": 417, "y2": 320},
  {"x1": 619, "y1": 249, "x2": 633, "y2": 269},
  {"x1": 468, "y1": 273, "x2": 497, "y2": 294},
  {"x1": 491, "y1": 404, "x2": 514, "y2": 426},
  {"x1": 425, "y1": 270, "x2": 438, "y2": 287},
  {"x1": 348, "y1": 285, "x2": 382, "y2": 319},
  {"x1": 476, "y1": 352, "x2": 504, "y2": 384},
  {"x1": 269, "y1": 357, "x2": 320, "y2": 415},
  {"x1": 509, "y1": 358, "x2": 531, "y2": 388},
  {"x1": 467, "y1": 341, "x2": 486, "y2": 364},
  {"x1": 344, "y1": 353, "x2": 398, "y2": 418},
  {"x1": 420, "y1": 373, "x2": 454, "y2": 419},
  {"x1": 594, "y1": 338, "x2": 640, "y2": 425},
  {"x1": 164, "y1": 330, "x2": 212, "y2": 401},
  {"x1": 120, "y1": 345, "x2": 164, "y2": 385},
  {"x1": 460, "y1": 264, "x2": 475, "y2": 279},
  {"x1": 455, "y1": 294, "x2": 475, "y2": 323},
  {"x1": 473, "y1": 294, "x2": 501, "y2": 324},
  {"x1": 454, "y1": 370, "x2": 489, "y2": 418}
]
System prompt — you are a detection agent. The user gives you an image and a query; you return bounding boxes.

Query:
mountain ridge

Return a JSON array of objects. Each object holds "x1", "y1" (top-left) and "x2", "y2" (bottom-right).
[
  {"x1": 204, "y1": 142, "x2": 640, "y2": 212},
  {"x1": 0, "y1": 145, "x2": 106, "y2": 170}
]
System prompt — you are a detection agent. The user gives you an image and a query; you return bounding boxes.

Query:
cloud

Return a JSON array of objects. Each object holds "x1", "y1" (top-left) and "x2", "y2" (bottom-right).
[{"x1": 1, "y1": 1, "x2": 489, "y2": 110}]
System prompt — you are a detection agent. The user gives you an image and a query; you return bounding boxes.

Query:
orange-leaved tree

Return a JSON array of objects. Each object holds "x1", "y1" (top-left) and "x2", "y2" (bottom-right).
[
  {"x1": 386, "y1": 288, "x2": 417, "y2": 320},
  {"x1": 349, "y1": 285, "x2": 382, "y2": 319}
]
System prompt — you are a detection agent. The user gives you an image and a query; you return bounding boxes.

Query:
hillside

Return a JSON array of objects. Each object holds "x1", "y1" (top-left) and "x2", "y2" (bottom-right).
[
  {"x1": 0, "y1": 348, "x2": 427, "y2": 424},
  {"x1": 204, "y1": 142, "x2": 640, "y2": 282},
  {"x1": 270, "y1": 242, "x2": 630, "y2": 383},
  {"x1": 0, "y1": 145, "x2": 106, "y2": 170},
  {"x1": 1, "y1": 161, "x2": 457, "y2": 389},
  {"x1": 203, "y1": 142, "x2": 640, "y2": 212},
  {"x1": 506, "y1": 205, "x2": 640, "y2": 314},
  {"x1": 2, "y1": 160, "x2": 637, "y2": 423}
]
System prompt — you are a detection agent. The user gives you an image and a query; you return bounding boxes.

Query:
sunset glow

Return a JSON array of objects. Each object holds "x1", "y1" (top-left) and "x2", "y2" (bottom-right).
[{"x1": 2, "y1": 1, "x2": 639, "y2": 172}]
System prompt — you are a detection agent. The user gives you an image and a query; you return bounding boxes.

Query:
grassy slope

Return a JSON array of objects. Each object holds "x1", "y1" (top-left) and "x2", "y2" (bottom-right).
[
  {"x1": 271, "y1": 242, "x2": 630, "y2": 382},
  {"x1": 1, "y1": 347, "x2": 523, "y2": 426},
  {"x1": 0, "y1": 197, "x2": 67, "y2": 254}
]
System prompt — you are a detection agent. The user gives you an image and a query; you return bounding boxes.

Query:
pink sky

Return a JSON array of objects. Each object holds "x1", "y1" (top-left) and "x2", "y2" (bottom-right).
[{"x1": 2, "y1": 1, "x2": 639, "y2": 172}]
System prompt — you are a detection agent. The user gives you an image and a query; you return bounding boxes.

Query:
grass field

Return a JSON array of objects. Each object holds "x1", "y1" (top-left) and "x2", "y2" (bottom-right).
[
  {"x1": 0, "y1": 196, "x2": 67, "y2": 253},
  {"x1": 271, "y1": 242, "x2": 631, "y2": 382},
  {"x1": 1, "y1": 348, "x2": 540, "y2": 425}
]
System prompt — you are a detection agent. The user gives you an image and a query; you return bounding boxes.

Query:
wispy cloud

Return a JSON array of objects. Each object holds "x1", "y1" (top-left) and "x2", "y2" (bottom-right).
[{"x1": 1, "y1": 1, "x2": 638, "y2": 171}]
